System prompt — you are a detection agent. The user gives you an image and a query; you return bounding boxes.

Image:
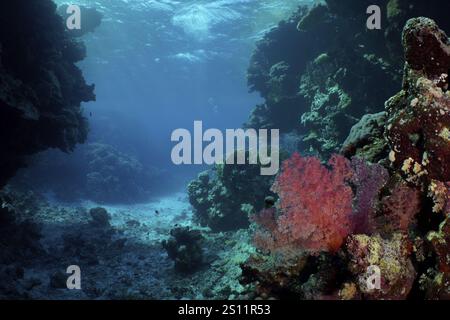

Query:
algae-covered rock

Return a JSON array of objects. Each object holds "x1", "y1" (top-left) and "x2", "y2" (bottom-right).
[
  {"x1": 386, "y1": 17, "x2": 450, "y2": 184},
  {"x1": 245, "y1": 0, "x2": 450, "y2": 160},
  {"x1": 341, "y1": 112, "x2": 388, "y2": 163},
  {"x1": 346, "y1": 233, "x2": 416, "y2": 299}
]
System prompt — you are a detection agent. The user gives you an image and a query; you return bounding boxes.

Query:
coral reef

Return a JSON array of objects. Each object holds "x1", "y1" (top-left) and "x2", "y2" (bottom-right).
[
  {"x1": 243, "y1": 152, "x2": 423, "y2": 299},
  {"x1": 385, "y1": 17, "x2": 450, "y2": 184},
  {"x1": 13, "y1": 143, "x2": 161, "y2": 203},
  {"x1": 241, "y1": 17, "x2": 450, "y2": 300},
  {"x1": 187, "y1": 1, "x2": 450, "y2": 240},
  {"x1": 162, "y1": 226, "x2": 204, "y2": 273},
  {"x1": 187, "y1": 152, "x2": 275, "y2": 231},
  {"x1": 346, "y1": 233, "x2": 416, "y2": 299},
  {"x1": 0, "y1": 1, "x2": 95, "y2": 188},
  {"x1": 245, "y1": 0, "x2": 450, "y2": 159}
]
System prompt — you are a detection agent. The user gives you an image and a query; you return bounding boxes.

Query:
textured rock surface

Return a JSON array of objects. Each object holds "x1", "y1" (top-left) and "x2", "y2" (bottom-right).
[
  {"x1": 386, "y1": 17, "x2": 450, "y2": 184},
  {"x1": 0, "y1": 1, "x2": 95, "y2": 188},
  {"x1": 346, "y1": 233, "x2": 416, "y2": 299}
]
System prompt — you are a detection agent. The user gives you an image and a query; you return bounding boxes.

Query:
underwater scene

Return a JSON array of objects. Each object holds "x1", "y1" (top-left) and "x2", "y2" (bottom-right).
[{"x1": 0, "y1": 0, "x2": 450, "y2": 302}]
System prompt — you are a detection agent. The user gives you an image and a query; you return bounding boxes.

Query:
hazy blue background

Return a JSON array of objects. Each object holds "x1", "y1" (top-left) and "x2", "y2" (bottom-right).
[{"x1": 26, "y1": 0, "x2": 313, "y2": 197}]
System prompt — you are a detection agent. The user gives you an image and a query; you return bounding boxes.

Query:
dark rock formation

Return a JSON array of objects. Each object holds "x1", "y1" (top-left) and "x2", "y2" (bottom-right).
[
  {"x1": 341, "y1": 112, "x2": 388, "y2": 163},
  {"x1": 0, "y1": 188, "x2": 43, "y2": 298},
  {"x1": 386, "y1": 17, "x2": 450, "y2": 183},
  {"x1": 187, "y1": 151, "x2": 276, "y2": 232},
  {"x1": 0, "y1": 1, "x2": 95, "y2": 188},
  {"x1": 241, "y1": 17, "x2": 450, "y2": 300},
  {"x1": 89, "y1": 207, "x2": 111, "y2": 228},
  {"x1": 162, "y1": 226, "x2": 204, "y2": 273}
]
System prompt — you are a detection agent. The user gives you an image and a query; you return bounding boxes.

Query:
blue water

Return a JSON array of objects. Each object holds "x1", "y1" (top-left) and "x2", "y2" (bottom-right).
[{"x1": 49, "y1": 0, "x2": 311, "y2": 193}]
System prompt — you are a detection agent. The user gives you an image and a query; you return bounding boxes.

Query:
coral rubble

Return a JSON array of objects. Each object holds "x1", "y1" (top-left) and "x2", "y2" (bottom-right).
[{"x1": 386, "y1": 17, "x2": 450, "y2": 184}]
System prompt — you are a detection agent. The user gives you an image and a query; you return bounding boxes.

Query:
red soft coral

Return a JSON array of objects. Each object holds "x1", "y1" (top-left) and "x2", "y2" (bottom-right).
[
  {"x1": 379, "y1": 180, "x2": 421, "y2": 233},
  {"x1": 253, "y1": 153, "x2": 354, "y2": 254}
]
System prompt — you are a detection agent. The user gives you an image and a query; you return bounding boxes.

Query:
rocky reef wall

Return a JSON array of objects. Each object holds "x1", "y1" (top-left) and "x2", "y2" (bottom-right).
[
  {"x1": 240, "y1": 16, "x2": 450, "y2": 300},
  {"x1": 245, "y1": 0, "x2": 450, "y2": 158},
  {"x1": 0, "y1": 1, "x2": 95, "y2": 188},
  {"x1": 187, "y1": 0, "x2": 450, "y2": 234}
]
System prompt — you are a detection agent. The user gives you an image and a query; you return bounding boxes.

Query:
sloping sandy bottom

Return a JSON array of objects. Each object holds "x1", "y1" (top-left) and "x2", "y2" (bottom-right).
[{"x1": 16, "y1": 192, "x2": 254, "y2": 300}]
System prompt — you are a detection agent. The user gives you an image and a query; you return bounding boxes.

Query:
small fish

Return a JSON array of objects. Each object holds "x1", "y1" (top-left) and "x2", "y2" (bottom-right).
[{"x1": 155, "y1": 210, "x2": 160, "y2": 215}]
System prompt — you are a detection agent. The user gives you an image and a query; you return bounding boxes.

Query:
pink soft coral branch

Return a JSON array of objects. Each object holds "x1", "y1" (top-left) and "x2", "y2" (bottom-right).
[{"x1": 253, "y1": 153, "x2": 354, "y2": 254}]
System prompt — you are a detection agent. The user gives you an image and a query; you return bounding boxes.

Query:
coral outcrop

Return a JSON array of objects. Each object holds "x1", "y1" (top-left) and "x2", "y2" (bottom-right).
[
  {"x1": 241, "y1": 17, "x2": 450, "y2": 300},
  {"x1": 188, "y1": 152, "x2": 275, "y2": 231},
  {"x1": 162, "y1": 227, "x2": 204, "y2": 273},
  {"x1": 385, "y1": 17, "x2": 450, "y2": 184},
  {"x1": 245, "y1": 0, "x2": 450, "y2": 159},
  {"x1": 0, "y1": 1, "x2": 95, "y2": 188},
  {"x1": 13, "y1": 143, "x2": 161, "y2": 203},
  {"x1": 341, "y1": 112, "x2": 389, "y2": 163}
]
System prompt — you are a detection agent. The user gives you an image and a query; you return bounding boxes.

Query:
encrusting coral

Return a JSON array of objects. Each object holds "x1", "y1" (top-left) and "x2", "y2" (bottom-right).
[
  {"x1": 386, "y1": 17, "x2": 450, "y2": 184},
  {"x1": 346, "y1": 233, "x2": 416, "y2": 299}
]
